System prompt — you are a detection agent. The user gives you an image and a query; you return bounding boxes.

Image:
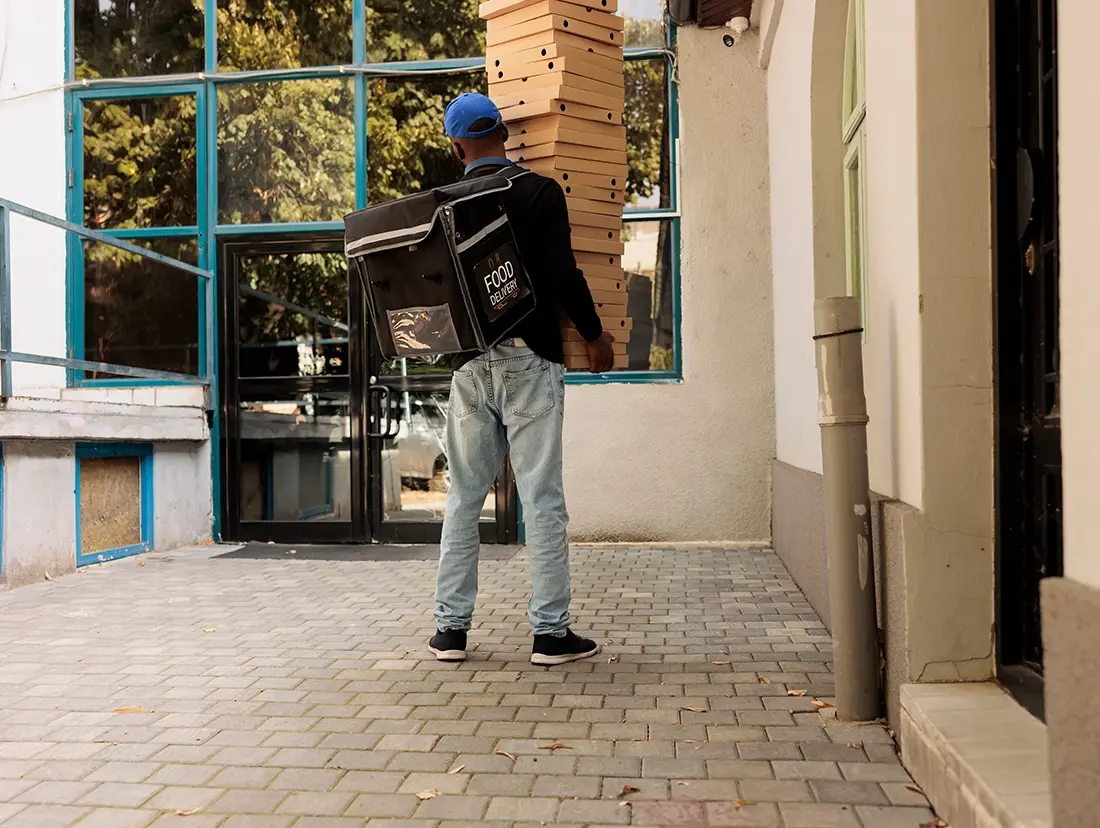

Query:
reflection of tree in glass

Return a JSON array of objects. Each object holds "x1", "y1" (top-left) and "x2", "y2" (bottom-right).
[
  {"x1": 83, "y1": 97, "x2": 198, "y2": 230},
  {"x1": 367, "y1": 0, "x2": 484, "y2": 62},
  {"x1": 74, "y1": 0, "x2": 204, "y2": 78},
  {"x1": 83, "y1": 240, "x2": 200, "y2": 376},
  {"x1": 239, "y1": 253, "x2": 348, "y2": 345},
  {"x1": 217, "y1": 0, "x2": 354, "y2": 70}
]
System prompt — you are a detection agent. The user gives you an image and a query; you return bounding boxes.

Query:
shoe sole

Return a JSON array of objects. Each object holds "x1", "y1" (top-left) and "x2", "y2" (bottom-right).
[
  {"x1": 529, "y1": 644, "x2": 601, "y2": 666},
  {"x1": 429, "y1": 647, "x2": 467, "y2": 662}
]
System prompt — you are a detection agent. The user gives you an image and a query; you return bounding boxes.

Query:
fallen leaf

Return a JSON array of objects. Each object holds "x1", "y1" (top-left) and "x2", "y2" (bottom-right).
[
  {"x1": 919, "y1": 821, "x2": 948, "y2": 828},
  {"x1": 286, "y1": 549, "x2": 297, "y2": 555},
  {"x1": 618, "y1": 784, "x2": 640, "y2": 798},
  {"x1": 138, "y1": 561, "x2": 146, "y2": 567},
  {"x1": 619, "y1": 801, "x2": 632, "y2": 808},
  {"x1": 603, "y1": 639, "x2": 615, "y2": 646},
  {"x1": 539, "y1": 740, "x2": 572, "y2": 751},
  {"x1": 202, "y1": 627, "x2": 216, "y2": 633},
  {"x1": 175, "y1": 809, "x2": 202, "y2": 816},
  {"x1": 113, "y1": 706, "x2": 144, "y2": 714},
  {"x1": 757, "y1": 676, "x2": 770, "y2": 684},
  {"x1": 736, "y1": 799, "x2": 751, "y2": 808},
  {"x1": 812, "y1": 699, "x2": 836, "y2": 709},
  {"x1": 681, "y1": 706, "x2": 707, "y2": 713},
  {"x1": 711, "y1": 660, "x2": 730, "y2": 666},
  {"x1": 676, "y1": 781, "x2": 689, "y2": 786},
  {"x1": 607, "y1": 654, "x2": 619, "y2": 664},
  {"x1": 495, "y1": 748, "x2": 516, "y2": 760},
  {"x1": 846, "y1": 742, "x2": 861, "y2": 749},
  {"x1": 44, "y1": 571, "x2": 53, "y2": 581},
  {"x1": 787, "y1": 690, "x2": 808, "y2": 697},
  {"x1": 448, "y1": 765, "x2": 465, "y2": 775},
  {"x1": 416, "y1": 789, "x2": 441, "y2": 801}
]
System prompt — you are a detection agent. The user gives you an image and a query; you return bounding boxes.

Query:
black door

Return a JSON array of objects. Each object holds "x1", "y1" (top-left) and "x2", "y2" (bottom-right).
[
  {"x1": 993, "y1": 0, "x2": 1061, "y2": 717},
  {"x1": 218, "y1": 233, "x2": 517, "y2": 545}
]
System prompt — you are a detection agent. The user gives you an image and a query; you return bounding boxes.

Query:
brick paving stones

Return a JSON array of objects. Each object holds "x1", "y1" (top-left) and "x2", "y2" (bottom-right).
[{"x1": 0, "y1": 544, "x2": 937, "y2": 826}]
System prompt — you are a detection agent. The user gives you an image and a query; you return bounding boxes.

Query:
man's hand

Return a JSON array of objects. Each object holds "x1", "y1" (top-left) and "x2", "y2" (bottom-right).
[{"x1": 585, "y1": 332, "x2": 615, "y2": 373}]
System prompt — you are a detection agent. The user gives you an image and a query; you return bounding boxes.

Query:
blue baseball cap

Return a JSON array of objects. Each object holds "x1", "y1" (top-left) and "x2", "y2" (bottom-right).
[{"x1": 444, "y1": 92, "x2": 503, "y2": 139}]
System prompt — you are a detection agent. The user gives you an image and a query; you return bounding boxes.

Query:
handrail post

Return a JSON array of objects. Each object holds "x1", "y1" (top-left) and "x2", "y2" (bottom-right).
[{"x1": 0, "y1": 204, "x2": 12, "y2": 399}]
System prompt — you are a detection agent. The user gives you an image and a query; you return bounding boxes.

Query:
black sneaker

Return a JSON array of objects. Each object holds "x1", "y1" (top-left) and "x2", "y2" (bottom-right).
[
  {"x1": 429, "y1": 629, "x2": 467, "y2": 662},
  {"x1": 531, "y1": 630, "x2": 601, "y2": 666}
]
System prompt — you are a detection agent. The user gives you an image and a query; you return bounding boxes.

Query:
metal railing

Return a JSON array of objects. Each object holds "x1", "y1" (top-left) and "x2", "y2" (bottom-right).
[{"x1": 0, "y1": 198, "x2": 214, "y2": 401}]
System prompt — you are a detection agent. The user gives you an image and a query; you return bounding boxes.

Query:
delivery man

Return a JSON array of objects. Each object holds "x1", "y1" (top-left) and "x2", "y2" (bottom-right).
[{"x1": 429, "y1": 92, "x2": 615, "y2": 666}]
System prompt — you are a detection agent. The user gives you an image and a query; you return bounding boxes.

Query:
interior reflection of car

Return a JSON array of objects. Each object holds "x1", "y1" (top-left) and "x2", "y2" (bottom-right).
[{"x1": 393, "y1": 395, "x2": 449, "y2": 490}]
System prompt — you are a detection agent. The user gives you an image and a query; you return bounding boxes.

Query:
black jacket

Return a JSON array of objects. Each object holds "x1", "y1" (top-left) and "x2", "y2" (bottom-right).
[{"x1": 452, "y1": 163, "x2": 603, "y2": 369}]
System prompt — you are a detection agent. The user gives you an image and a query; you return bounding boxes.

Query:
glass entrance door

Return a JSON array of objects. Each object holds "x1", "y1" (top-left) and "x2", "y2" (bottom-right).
[{"x1": 219, "y1": 233, "x2": 517, "y2": 544}]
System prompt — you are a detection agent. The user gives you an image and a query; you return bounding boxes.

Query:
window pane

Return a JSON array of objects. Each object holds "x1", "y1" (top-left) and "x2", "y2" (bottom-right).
[
  {"x1": 83, "y1": 238, "x2": 200, "y2": 378},
  {"x1": 621, "y1": 219, "x2": 675, "y2": 370},
  {"x1": 238, "y1": 391, "x2": 351, "y2": 522},
  {"x1": 366, "y1": 0, "x2": 485, "y2": 62},
  {"x1": 217, "y1": 0, "x2": 353, "y2": 71},
  {"x1": 383, "y1": 389, "x2": 496, "y2": 523},
  {"x1": 367, "y1": 75, "x2": 481, "y2": 204},
  {"x1": 219, "y1": 79, "x2": 355, "y2": 223},
  {"x1": 622, "y1": 0, "x2": 667, "y2": 47},
  {"x1": 624, "y1": 57, "x2": 670, "y2": 210},
  {"x1": 237, "y1": 252, "x2": 349, "y2": 379},
  {"x1": 843, "y1": 141, "x2": 865, "y2": 313},
  {"x1": 83, "y1": 96, "x2": 197, "y2": 229},
  {"x1": 74, "y1": 0, "x2": 204, "y2": 78}
]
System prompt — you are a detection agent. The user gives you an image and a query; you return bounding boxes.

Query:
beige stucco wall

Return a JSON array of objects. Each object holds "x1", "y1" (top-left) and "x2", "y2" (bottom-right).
[
  {"x1": 862, "y1": 0, "x2": 923, "y2": 507},
  {"x1": 767, "y1": 1, "x2": 821, "y2": 476},
  {"x1": 563, "y1": 26, "x2": 775, "y2": 543},
  {"x1": 1058, "y1": 0, "x2": 1100, "y2": 592}
]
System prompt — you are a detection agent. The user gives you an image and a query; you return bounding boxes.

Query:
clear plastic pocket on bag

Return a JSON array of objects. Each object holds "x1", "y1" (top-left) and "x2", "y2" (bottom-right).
[{"x1": 386, "y1": 304, "x2": 463, "y2": 356}]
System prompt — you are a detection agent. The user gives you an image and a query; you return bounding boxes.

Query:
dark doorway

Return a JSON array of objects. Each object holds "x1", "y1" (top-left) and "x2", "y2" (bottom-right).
[
  {"x1": 218, "y1": 232, "x2": 517, "y2": 546},
  {"x1": 993, "y1": 0, "x2": 1061, "y2": 719}
]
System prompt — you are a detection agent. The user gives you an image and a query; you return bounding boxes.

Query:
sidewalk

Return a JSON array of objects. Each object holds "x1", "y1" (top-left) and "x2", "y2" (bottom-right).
[{"x1": 0, "y1": 544, "x2": 938, "y2": 827}]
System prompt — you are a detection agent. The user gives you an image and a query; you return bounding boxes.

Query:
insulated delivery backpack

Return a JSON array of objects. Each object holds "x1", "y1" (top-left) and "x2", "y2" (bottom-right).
[{"x1": 344, "y1": 167, "x2": 537, "y2": 359}]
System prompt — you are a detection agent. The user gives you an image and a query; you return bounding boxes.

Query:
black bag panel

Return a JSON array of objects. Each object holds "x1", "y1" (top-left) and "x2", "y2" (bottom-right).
[{"x1": 345, "y1": 169, "x2": 537, "y2": 360}]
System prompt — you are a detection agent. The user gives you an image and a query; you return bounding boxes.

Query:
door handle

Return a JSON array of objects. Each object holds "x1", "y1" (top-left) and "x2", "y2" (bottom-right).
[{"x1": 367, "y1": 384, "x2": 401, "y2": 439}]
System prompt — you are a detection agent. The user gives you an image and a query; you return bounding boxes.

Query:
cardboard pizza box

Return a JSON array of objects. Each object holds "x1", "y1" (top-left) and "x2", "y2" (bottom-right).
[
  {"x1": 561, "y1": 324, "x2": 628, "y2": 342},
  {"x1": 533, "y1": 167, "x2": 624, "y2": 191},
  {"x1": 489, "y1": 52, "x2": 623, "y2": 86},
  {"x1": 505, "y1": 123, "x2": 627, "y2": 153},
  {"x1": 509, "y1": 141, "x2": 626, "y2": 165},
  {"x1": 564, "y1": 195, "x2": 623, "y2": 216},
  {"x1": 571, "y1": 222, "x2": 620, "y2": 240},
  {"x1": 489, "y1": 71, "x2": 623, "y2": 102},
  {"x1": 573, "y1": 236, "x2": 626, "y2": 256},
  {"x1": 579, "y1": 274, "x2": 626, "y2": 294},
  {"x1": 489, "y1": 0, "x2": 624, "y2": 33},
  {"x1": 562, "y1": 339, "x2": 628, "y2": 356},
  {"x1": 570, "y1": 214, "x2": 623, "y2": 236},
  {"x1": 588, "y1": 286, "x2": 628, "y2": 305},
  {"x1": 490, "y1": 83, "x2": 623, "y2": 113},
  {"x1": 499, "y1": 97, "x2": 620, "y2": 126},
  {"x1": 486, "y1": 14, "x2": 623, "y2": 50},
  {"x1": 524, "y1": 153, "x2": 628, "y2": 180},
  {"x1": 576, "y1": 262, "x2": 625, "y2": 283},
  {"x1": 575, "y1": 251, "x2": 621, "y2": 268},
  {"x1": 486, "y1": 32, "x2": 624, "y2": 68},
  {"x1": 560, "y1": 182, "x2": 624, "y2": 205},
  {"x1": 480, "y1": 0, "x2": 619, "y2": 20},
  {"x1": 564, "y1": 353, "x2": 629, "y2": 370}
]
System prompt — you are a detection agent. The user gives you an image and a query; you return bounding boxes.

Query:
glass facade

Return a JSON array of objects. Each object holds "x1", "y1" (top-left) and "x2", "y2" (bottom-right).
[{"x1": 66, "y1": 0, "x2": 681, "y2": 384}]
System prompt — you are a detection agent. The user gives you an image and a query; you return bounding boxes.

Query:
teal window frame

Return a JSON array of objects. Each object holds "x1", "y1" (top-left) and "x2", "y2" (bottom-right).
[
  {"x1": 64, "y1": 1, "x2": 684, "y2": 535},
  {"x1": 74, "y1": 442, "x2": 156, "y2": 567}
]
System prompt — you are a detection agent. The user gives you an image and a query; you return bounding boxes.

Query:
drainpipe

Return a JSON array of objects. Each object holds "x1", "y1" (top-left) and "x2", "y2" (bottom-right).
[{"x1": 814, "y1": 296, "x2": 879, "y2": 721}]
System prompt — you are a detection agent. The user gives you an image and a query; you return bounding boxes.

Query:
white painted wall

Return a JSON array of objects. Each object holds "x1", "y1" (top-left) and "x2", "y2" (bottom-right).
[
  {"x1": 563, "y1": 27, "x2": 775, "y2": 542},
  {"x1": 0, "y1": 0, "x2": 68, "y2": 391},
  {"x1": 1058, "y1": 2, "x2": 1100, "y2": 591},
  {"x1": 2, "y1": 441, "x2": 77, "y2": 585},
  {"x1": 765, "y1": 1, "x2": 820, "y2": 476},
  {"x1": 861, "y1": 0, "x2": 923, "y2": 506},
  {"x1": 153, "y1": 442, "x2": 214, "y2": 550}
]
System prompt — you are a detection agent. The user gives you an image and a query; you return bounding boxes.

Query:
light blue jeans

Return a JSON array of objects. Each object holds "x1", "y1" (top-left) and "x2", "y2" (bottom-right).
[{"x1": 435, "y1": 342, "x2": 572, "y2": 637}]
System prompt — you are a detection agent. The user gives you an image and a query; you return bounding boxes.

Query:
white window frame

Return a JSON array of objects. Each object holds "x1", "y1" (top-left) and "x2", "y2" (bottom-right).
[{"x1": 841, "y1": 0, "x2": 868, "y2": 338}]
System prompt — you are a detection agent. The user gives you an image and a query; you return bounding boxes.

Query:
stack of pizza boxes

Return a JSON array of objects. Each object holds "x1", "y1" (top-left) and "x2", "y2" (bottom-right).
[{"x1": 479, "y1": 0, "x2": 632, "y2": 370}]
